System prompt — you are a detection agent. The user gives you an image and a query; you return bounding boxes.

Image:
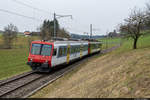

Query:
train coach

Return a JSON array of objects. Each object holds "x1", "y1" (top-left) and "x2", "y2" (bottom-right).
[{"x1": 27, "y1": 39, "x2": 102, "y2": 72}]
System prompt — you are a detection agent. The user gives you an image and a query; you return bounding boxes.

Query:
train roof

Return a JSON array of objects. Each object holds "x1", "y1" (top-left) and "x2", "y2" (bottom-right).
[
  {"x1": 32, "y1": 37, "x2": 101, "y2": 45},
  {"x1": 54, "y1": 40, "x2": 88, "y2": 44},
  {"x1": 32, "y1": 40, "x2": 101, "y2": 44}
]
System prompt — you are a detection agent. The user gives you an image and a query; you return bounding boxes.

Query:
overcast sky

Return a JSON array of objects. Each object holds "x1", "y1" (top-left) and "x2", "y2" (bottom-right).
[{"x1": 0, "y1": 0, "x2": 148, "y2": 35}]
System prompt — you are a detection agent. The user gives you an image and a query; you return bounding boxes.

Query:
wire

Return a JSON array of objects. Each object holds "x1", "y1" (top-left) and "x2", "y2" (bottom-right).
[
  {"x1": 12, "y1": 0, "x2": 52, "y2": 14},
  {"x1": 0, "y1": 8, "x2": 42, "y2": 21}
]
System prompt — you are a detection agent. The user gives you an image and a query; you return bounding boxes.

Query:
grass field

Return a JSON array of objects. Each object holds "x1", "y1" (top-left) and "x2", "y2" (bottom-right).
[
  {"x1": 99, "y1": 37, "x2": 122, "y2": 50},
  {"x1": 31, "y1": 34, "x2": 150, "y2": 98},
  {"x1": 99, "y1": 33, "x2": 150, "y2": 53},
  {"x1": 113, "y1": 34, "x2": 150, "y2": 54},
  {"x1": 0, "y1": 35, "x2": 40, "y2": 80}
]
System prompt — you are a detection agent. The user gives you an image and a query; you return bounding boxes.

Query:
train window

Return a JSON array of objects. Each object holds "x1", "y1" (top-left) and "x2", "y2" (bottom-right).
[
  {"x1": 83, "y1": 45, "x2": 88, "y2": 51},
  {"x1": 70, "y1": 46, "x2": 74, "y2": 54},
  {"x1": 41, "y1": 45, "x2": 52, "y2": 56},
  {"x1": 77, "y1": 45, "x2": 80, "y2": 52},
  {"x1": 70, "y1": 46, "x2": 75, "y2": 54},
  {"x1": 75, "y1": 46, "x2": 79, "y2": 53},
  {"x1": 63, "y1": 47, "x2": 67, "y2": 56},
  {"x1": 74, "y1": 45, "x2": 80, "y2": 53},
  {"x1": 53, "y1": 49, "x2": 57, "y2": 56},
  {"x1": 31, "y1": 44, "x2": 52, "y2": 56},
  {"x1": 58, "y1": 48, "x2": 63, "y2": 57},
  {"x1": 58, "y1": 46, "x2": 67, "y2": 57},
  {"x1": 31, "y1": 44, "x2": 42, "y2": 55},
  {"x1": 83, "y1": 45, "x2": 85, "y2": 51}
]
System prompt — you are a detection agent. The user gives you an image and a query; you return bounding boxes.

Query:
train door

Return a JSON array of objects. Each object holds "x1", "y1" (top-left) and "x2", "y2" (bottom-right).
[
  {"x1": 57, "y1": 46, "x2": 67, "y2": 65},
  {"x1": 90, "y1": 43, "x2": 93, "y2": 54},
  {"x1": 51, "y1": 47, "x2": 58, "y2": 67},
  {"x1": 67, "y1": 44, "x2": 70, "y2": 64},
  {"x1": 88, "y1": 42, "x2": 91, "y2": 54},
  {"x1": 80, "y1": 43, "x2": 83, "y2": 58}
]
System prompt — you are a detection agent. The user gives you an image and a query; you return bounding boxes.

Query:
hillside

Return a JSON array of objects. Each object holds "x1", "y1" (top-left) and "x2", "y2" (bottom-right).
[{"x1": 31, "y1": 35, "x2": 150, "y2": 98}]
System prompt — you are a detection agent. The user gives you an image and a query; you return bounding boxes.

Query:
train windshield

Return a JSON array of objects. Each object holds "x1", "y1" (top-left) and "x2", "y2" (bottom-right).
[{"x1": 31, "y1": 44, "x2": 52, "y2": 56}]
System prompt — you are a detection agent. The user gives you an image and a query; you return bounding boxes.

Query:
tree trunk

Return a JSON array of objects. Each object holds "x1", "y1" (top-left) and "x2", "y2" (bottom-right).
[{"x1": 133, "y1": 38, "x2": 138, "y2": 49}]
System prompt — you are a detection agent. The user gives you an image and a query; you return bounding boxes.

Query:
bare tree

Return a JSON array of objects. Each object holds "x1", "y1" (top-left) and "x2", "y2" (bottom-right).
[
  {"x1": 119, "y1": 8, "x2": 147, "y2": 49},
  {"x1": 3, "y1": 23, "x2": 18, "y2": 49},
  {"x1": 145, "y1": 1, "x2": 150, "y2": 28}
]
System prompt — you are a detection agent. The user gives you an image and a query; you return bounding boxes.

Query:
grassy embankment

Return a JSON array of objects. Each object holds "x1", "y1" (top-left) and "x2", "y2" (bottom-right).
[
  {"x1": 0, "y1": 35, "x2": 40, "y2": 80},
  {"x1": 31, "y1": 34, "x2": 150, "y2": 98}
]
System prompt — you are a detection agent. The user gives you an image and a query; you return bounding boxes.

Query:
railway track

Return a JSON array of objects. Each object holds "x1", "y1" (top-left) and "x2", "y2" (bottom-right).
[
  {"x1": 0, "y1": 44, "x2": 120, "y2": 98},
  {"x1": 0, "y1": 59, "x2": 83, "y2": 98},
  {"x1": 0, "y1": 71, "x2": 45, "y2": 98},
  {"x1": 0, "y1": 71, "x2": 35, "y2": 86}
]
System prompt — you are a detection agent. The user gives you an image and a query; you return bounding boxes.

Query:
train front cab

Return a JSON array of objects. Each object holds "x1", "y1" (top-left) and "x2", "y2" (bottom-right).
[{"x1": 27, "y1": 41, "x2": 54, "y2": 72}]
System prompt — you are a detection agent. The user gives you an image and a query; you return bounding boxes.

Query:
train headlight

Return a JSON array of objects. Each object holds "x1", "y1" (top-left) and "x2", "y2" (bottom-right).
[
  {"x1": 30, "y1": 59, "x2": 33, "y2": 61},
  {"x1": 45, "y1": 60, "x2": 48, "y2": 63}
]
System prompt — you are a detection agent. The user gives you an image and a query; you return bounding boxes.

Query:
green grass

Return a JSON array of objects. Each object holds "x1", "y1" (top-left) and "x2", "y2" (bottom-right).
[
  {"x1": 99, "y1": 37, "x2": 121, "y2": 43},
  {"x1": 0, "y1": 48, "x2": 31, "y2": 80},
  {"x1": 138, "y1": 34, "x2": 150, "y2": 49},
  {"x1": 99, "y1": 37, "x2": 122, "y2": 50},
  {"x1": 0, "y1": 35, "x2": 40, "y2": 80},
  {"x1": 113, "y1": 34, "x2": 150, "y2": 54},
  {"x1": 99, "y1": 33, "x2": 150, "y2": 54}
]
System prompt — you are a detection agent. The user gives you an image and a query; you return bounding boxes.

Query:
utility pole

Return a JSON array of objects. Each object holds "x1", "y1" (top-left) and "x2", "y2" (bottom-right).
[
  {"x1": 90, "y1": 24, "x2": 92, "y2": 39},
  {"x1": 53, "y1": 13, "x2": 56, "y2": 38},
  {"x1": 53, "y1": 12, "x2": 72, "y2": 40}
]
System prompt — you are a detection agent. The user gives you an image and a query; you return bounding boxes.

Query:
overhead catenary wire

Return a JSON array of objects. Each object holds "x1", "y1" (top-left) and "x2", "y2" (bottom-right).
[
  {"x1": 0, "y1": 8, "x2": 42, "y2": 21},
  {"x1": 12, "y1": 0, "x2": 52, "y2": 15},
  {"x1": 1, "y1": 0, "x2": 98, "y2": 35},
  {"x1": 11, "y1": 0, "x2": 89, "y2": 35},
  {"x1": 58, "y1": 18, "x2": 89, "y2": 34}
]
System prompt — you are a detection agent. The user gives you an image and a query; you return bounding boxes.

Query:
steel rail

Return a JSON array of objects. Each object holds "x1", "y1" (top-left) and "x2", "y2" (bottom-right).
[
  {"x1": 0, "y1": 71, "x2": 35, "y2": 86},
  {"x1": 0, "y1": 72, "x2": 44, "y2": 97}
]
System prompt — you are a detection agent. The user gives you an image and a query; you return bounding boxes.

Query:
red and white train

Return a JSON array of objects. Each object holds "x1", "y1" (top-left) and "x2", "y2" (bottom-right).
[{"x1": 27, "y1": 39, "x2": 102, "y2": 72}]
